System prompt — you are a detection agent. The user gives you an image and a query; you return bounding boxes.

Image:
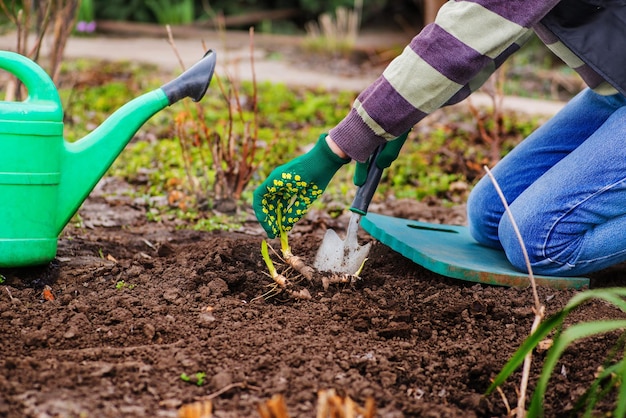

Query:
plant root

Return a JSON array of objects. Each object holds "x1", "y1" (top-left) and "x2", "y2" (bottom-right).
[
  {"x1": 278, "y1": 223, "x2": 315, "y2": 282},
  {"x1": 321, "y1": 273, "x2": 361, "y2": 291},
  {"x1": 259, "y1": 270, "x2": 311, "y2": 302},
  {"x1": 260, "y1": 238, "x2": 364, "y2": 301},
  {"x1": 271, "y1": 273, "x2": 288, "y2": 288},
  {"x1": 286, "y1": 288, "x2": 312, "y2": 300},
  {"x1": 283, "y1": 252, "x2": 314, "y2": 282},
  {"x1": 271, "y1": 278, "x2": 312, "y2": 301}
]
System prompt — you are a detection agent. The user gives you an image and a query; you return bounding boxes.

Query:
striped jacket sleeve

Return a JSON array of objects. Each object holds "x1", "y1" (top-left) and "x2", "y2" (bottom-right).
[
  {"x1": 533, "y1": 22, "x2": 619, "y2": 96},
  {"x1": 329, "y1": 0, "x2": 561, "y2": 162}
]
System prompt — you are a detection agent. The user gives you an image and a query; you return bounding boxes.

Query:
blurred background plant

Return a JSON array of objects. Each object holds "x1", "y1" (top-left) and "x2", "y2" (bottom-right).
[
  {"x1": 146, "y1": 0, "x2": 195, "y2": 25},
  {"x1": 92, "y1": 0, "x2": 158, "y2": 23},
  {"x1": 75, "y1": 0, "x2": 95, "y2": 34},
  {"x1": 303, "y1": 0, "x2": 362, "y2": 56},
  {"x1": 165, "y1": 26, "x2": 265, "y2": 214},
  {"x1": 63, "y1": 0, "x2": 412, "y2": 35},
  {"x1": 0, "y1": 0, "x2": 79, "y2": 96}
]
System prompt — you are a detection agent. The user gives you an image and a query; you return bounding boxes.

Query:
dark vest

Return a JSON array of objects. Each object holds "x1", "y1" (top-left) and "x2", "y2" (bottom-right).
[{"x1": 541, "y1": 0, "x2": 626, "y2": 96}]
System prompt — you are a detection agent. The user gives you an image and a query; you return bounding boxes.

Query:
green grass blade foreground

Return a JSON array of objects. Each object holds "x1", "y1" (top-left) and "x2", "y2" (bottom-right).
[
  {"x1": 487, "y1": 288, "x2": 626, "y2": 417},
  {"x1": 615, "y1": 356, "x2": 626, "y2": 418},
  {"x1": 528, "y1": 319, "x2": 626, "y2": 417}
]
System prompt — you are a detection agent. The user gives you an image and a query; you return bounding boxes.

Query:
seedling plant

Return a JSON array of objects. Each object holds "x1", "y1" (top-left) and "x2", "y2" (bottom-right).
[
  {"x1": 258, "y1": 208, "x2": 366, "y2": 301},
  {"x1": 180, "y1": 371, "x2": 206, "y2": 387},
  {"x1": 115, "y1": 280, "x2": 135, "y2": 291}
]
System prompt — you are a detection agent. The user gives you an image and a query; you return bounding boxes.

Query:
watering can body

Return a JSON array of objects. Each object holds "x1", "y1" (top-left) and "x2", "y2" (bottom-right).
[{"x1": 0, "y1": 49, "x2": 216, "y2": 267}]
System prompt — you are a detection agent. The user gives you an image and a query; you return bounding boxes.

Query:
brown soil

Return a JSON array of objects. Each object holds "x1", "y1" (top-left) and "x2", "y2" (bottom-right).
[{"x1": 2, "y1": 177, "x2": 626, "y2": 418}]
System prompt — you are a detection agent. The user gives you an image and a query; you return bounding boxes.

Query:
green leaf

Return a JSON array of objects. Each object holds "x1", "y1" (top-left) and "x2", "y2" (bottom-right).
[
  {"x1": 528, "y1": 319, "x2": 626, "y2": 417},
  {"x1": 195, "y1": 372, "x2": 206, "y2": 386},
  {"x1": 489, "y1": 287, "x2": 626, "y2": 415},
  {"x1": 614, "y1": 359, "x2": 626, "y2": 418},
  {"x1": 576, "y1": 362, "x2": 620, "y2": 415},
  {"x1": 565, "y1": 288, "x2": 626, "y2": 313},
  {"x1": 486, "y1": 310, "x2": 567, "y2": 394}
]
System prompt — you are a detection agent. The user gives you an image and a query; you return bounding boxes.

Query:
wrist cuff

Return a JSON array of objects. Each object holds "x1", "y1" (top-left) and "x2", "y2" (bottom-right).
[{"x1": 317, "y1": 133, "x2": 351, "y2": 167}]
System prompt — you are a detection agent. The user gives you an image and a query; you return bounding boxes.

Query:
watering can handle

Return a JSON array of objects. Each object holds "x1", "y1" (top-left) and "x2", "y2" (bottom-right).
[
  {"x1": 0, "y1": 51, "x2": 60, "y2": 103},
  {"x1": 350, "y1": 143, "x2": 386, "y2": 216}
]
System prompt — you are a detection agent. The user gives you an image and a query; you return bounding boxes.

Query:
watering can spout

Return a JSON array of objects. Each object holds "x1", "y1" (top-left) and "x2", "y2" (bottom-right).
[
  {"x1": 162, "y1": 49, "x2": 216, "y2": 103},
  {"x1": 56, "y1": 49, "x2": 217, "y2": 234}
]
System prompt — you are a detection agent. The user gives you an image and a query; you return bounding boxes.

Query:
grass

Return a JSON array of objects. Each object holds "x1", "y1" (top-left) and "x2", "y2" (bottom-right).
[
  {"x1": 54, "y1": 56, "x2": 545, "y2": 231},
  {"x1": 487, "y1": 288, "x2": 626, "y2": 417}
]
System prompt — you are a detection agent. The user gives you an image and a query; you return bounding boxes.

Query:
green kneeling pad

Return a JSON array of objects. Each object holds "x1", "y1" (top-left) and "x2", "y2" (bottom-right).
[{"x1": 361, "y1": 212, "x2": 589, "y2": 290}]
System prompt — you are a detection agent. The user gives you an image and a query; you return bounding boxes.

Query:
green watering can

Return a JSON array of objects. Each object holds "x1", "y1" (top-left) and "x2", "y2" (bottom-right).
[{"x1": 0, "y1": 49, "x2": 216, "y2": 267}]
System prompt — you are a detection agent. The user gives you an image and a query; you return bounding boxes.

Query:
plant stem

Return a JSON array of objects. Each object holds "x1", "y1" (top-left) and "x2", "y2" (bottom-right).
[
  {"x1": 484, "y1": 165, "x2": 545, "y2": 417},
  {"x1": 260, "y1": 240, "x2": 278, "y2": 279}
]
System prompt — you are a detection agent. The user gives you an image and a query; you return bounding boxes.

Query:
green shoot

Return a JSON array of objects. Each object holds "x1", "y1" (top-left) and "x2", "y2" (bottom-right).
[
  {"x1": 276, "y1": 205, "x2": 292, "y2": 258},
  {"x1": 573, "y1": 332, "x2": 626, "y2": 414},
  {"x1": 115, "y1": 280, "x2": 135, "y2": 290},
  {"x1": 275, "y1": 204, "x2": 315, "y2": 281},
  {"x1": 353, "y1": 258, "x2": 367, "y2": 277},
  {"x1": 195, "y1": 372, "x2": 206, "y2": 386},
  {"x1": 279, "y1": 225, "x2": 292, "y2": 259},
  {"x1": 260, "y1": 239, "x2": 287, "y2": 289},
  {"x1": 252, "y1": 244, "x2": 285, "y2": 302},
  {"x1": 260, "y1": 240, "x2": 279, "y2": 280},
  {"x1": 180, "y1": 372, "x2": 206, "y2": 387}
]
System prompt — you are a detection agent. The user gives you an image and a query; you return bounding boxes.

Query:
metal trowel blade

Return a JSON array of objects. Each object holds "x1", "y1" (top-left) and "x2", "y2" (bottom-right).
[{"x1": 313, "y1": 213, "x2": 371, "y2": 275}]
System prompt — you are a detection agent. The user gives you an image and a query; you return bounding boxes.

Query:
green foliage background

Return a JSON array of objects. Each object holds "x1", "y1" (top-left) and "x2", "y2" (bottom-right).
[
  {"x1": 91, "y1": 0, "x2": 390, "y2": 26},
  {"x1": 55, "y1": 57, "x2": 542, "y2": 230}
]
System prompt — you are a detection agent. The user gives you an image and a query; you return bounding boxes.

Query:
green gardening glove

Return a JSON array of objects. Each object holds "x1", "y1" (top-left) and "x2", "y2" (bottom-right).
[
  {"x1": 253, "y1": 134, "x2": 350, "y2": 238},
  {"x1": 353, "y1": 131, "x2": 410, "y2": 186}
]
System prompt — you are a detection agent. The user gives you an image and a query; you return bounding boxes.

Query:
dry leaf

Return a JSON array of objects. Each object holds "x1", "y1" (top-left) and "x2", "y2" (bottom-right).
[
  {"x1": 316, "y1": 389, "x2": 376, "y2": 418},
  {"x1": 178, "y1": 400, "x2": 213, "y2": 418},
  {"x1": 42, "y1": 285, "x2": 55, "y2": 301},
  {"x1": 258, "y1": 394, "x2": 289, "y2": 418},
  {"x1": 537, "y1": 338, "x2": 553, "y2": 352}
]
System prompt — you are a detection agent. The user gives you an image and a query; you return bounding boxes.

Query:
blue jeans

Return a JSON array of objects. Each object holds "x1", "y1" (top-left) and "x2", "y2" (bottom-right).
[{"x1": 467, "y1": 88, "x2": 626, "y2": 276}]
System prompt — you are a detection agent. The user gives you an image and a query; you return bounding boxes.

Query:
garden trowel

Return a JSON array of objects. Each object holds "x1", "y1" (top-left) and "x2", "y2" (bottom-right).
[
  {"x1": 314, "y1": 142, "x2": 591, "y2": 289},
  {"x1": 313, "y1": 145, "x2": 386, "y2": 274}
]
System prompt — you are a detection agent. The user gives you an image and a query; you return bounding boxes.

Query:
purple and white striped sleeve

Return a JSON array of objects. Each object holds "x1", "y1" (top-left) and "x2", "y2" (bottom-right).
[{"x1": 330, "y1": 0, "x2": 560, "y2": 162}]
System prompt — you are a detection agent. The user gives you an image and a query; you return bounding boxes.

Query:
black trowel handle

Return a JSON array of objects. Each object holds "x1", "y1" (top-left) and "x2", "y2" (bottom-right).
[{"x1": 350, "y1": 144, "x2": 386, "y2": 216}]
